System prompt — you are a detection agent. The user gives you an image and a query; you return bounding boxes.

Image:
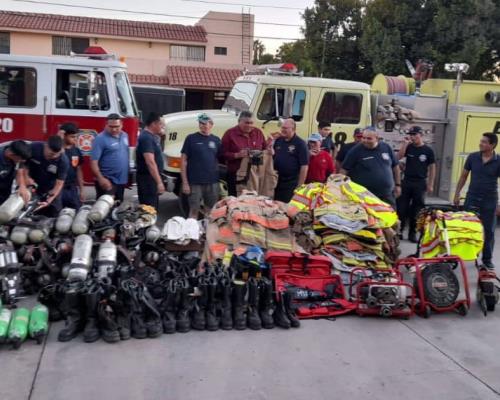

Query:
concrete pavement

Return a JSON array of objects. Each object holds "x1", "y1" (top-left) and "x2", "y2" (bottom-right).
[{"x1": 2, "y1": 192, "x2": 500, "y2": 400}]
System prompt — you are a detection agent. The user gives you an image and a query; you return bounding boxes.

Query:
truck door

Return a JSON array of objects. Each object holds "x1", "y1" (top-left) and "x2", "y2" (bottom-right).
[
  {"x1": 254, "y1": 86, "x2": 309, "y2": 138},
  {"x1": 0, "y1": 62, "x2": 47, "y2": 143},
  {"x1": 313, "y1": 89, "x2": 365, "y2": 148},
  {"x1": 50, "y1": 65, "x2": 112, "y2": 184}
]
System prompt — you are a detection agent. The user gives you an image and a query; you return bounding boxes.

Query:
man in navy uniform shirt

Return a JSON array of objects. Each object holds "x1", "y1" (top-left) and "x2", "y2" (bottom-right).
[
  {"x1": 454, "y1": 133, "x2": 500, "y2": 269},
  {"x1": 0, "y1": 140, "x2": 31, "y2": 205},
  {"x1": 181, "y1": 113, "x2": 221, "y2": 218},
  {"x1": 91, "y1": 114, "x2": 129, "y2": 202},
  {"x1": 26, "y1": 135, "x2": 69, "y2": 217},
  {"x1": 58, "y1": 122, "x2": 84, "y2": 209},
  {"x1": 341, "y1": 127, "x2": 401, "y2": 208},
  {"x1": 136, "y1": 112, "x2": 165, "y2": 210},
  {"x1": 273, "y1": 118, "x2": 309, "y2": 203},
  {"x1": 397, "y1": 126, "x2": 436, "y2": 242}
]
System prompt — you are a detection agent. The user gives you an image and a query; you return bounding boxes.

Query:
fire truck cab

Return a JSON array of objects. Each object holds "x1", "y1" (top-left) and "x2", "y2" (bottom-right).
[{"x1": 0, "y1": 48, "x2": 140, "y2": 183}]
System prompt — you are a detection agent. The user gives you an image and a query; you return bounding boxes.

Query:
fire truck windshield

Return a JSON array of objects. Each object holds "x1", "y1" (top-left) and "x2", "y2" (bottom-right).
[
  {"x1": 222, "y1": 81, "x2": 257, "y2": 114},
  {"x1": 114, "y1": 71, "x2": 138, "y2": 117}
]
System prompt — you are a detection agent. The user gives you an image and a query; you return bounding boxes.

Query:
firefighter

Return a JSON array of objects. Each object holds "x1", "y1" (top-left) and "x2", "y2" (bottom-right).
[
  {"x1": 0, "y1": 140, "x2": 32, "y2": 205},
  {"x1": 58, "y1": 122, "x2": 85, "y2": 209},
  {"x1": 90, "y1": 113, "x2": 129, "y2": 202},
  {"x1": 305, "y1": 133, "x2": 335, "y2": 184},
  {"x1": 136, "y1": 112, "x2": 166, "y2": 210},
  {"x1": 396, "y1": 126, "x2": 436, "y2": 242},
  {"x1": 340, "y1": 127, "x2": 401, "y2": 208},
  {"x1": 26, "y1": 135, "x2": 69, "y2": 217},
  {"x1": 181, "y1": 113, "x2": 222, "y2": 218},
  {"x1": 273, "y1": 118, "x2": 309, "y2": 203},
  {"x1": 335, "y1": 128, "x2": 363, "y2": 170},
  {"x1": 454, "y1": 133, "x2": 500, "y2": 269},
  {"x1": 222, "y1": 111, "x2": 267, "y2": 196}
]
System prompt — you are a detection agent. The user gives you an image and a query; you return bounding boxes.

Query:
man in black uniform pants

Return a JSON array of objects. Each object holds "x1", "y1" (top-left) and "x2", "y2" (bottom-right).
[
  {"x1": 0, "y1": 140, "x2": 31, "y2": 204},
  {"x1": 26, "y1": 135, "x2": 69, "y2": 217},
  {"x1": 136, "y1": 112, "x2": 165, "y2": 210},
  {"x1": 396, "y1": 126, "x2": 436, "y2": 242}
]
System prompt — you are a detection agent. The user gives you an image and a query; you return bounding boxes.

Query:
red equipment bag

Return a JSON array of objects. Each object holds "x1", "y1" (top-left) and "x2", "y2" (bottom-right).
[
  {"x1": 265, "y1": 251, "x2": 332, "y2": 279},
  {"x1": 274, "y1": 273, "x2": 356, "y2": 319}
]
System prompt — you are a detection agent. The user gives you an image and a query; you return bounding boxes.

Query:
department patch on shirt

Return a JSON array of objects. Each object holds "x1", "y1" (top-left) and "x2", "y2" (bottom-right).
[
  {"x1": 208, "y1": 141, "x2": 216, "y2": 149},
  {"x1": 382, "y1": 152, "x2": 390, "y2": 161},
  {"x1": 47, "y1": 164, "x2": 57, "y2": 174},
  {"x1": 419, "y1": 154, "x2": 427, "y2": 162},
  {"x1": 288, "y1": 145, "x2": 296, "y2": 153},
  {"x1": 71, "y1": 156, "x2": 80, "y2": 168}
]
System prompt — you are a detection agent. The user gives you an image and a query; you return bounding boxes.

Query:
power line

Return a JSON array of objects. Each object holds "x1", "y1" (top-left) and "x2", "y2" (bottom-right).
[
  {"x1": 180, "y1": 0, "x2": 304, "y2": 11},
  {"x1": 9, "y1": 0, "x2": 301, "y2": 27}
]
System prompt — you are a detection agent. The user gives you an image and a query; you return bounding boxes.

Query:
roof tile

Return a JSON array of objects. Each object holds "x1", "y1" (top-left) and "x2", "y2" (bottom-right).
[{"x1": 166, "y1": 65, "x2": 242, "y2": 90}]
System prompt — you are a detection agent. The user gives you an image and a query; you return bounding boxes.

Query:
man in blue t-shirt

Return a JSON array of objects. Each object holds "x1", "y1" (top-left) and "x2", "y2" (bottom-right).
[
  {"x1": 454, "y1": 133, "x2": 500, "y2": 269},
  {"x1": 26, "y1": 136, "x2": 69, "y2": 217},
  {"x1": 58, "y1": 122, "x2": 84, "y2": 209},
  {"x1": 341, "y1": 127, "x2": 401, "y2": 208},
  {"x1": 0, "y1": 140, "x2": 31, "y2": 205},
  {"x1": 136, "y1": 112, "x2": 165, "y2": 210},
  {"x1": 273, "y1": 118, "x2": 309, "y2": 203},
  {"x1": 91, "y1": 113, "x2": 129, "y2": 202},
  {"x1": 181, "y1": 113, "x2": 221, "y2": 218}
]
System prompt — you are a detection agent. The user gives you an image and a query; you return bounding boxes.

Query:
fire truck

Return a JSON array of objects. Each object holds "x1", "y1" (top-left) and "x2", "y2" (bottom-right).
[
  {"x1": 162, "y1": 62, "x2": 500, "y2": 202},
  {"x1": 0, "y1": 47, "x2": 140, "y2": 183}
]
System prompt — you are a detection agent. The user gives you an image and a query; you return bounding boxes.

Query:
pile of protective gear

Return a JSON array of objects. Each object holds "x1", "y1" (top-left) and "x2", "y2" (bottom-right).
[
  {"x1": 417, "y1": 209, "x2": 483, "y2": 261},
  {"x1": 204, "y1": 191, "x2": 298, "y2": 263},
  {"x1": 0, "y1": 302, "x2": 49, "y2": 349},
  {"x1": 289, "y1": 175, "x2": 400, "y2": 273}
]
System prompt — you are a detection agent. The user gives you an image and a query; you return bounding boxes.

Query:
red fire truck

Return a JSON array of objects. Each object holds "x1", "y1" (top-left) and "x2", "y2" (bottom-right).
[{"x1": 0, "y1": 47, "x2": 140, "y2": 183}]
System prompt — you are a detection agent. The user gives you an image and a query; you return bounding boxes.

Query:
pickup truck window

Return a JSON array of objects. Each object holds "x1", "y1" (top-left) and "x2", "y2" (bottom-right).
[
  {"x1": 317, "y1": 92, "x2": 362, "y2": 124},
  {"x1": 257, "y1": 88, "x2": 306, "y2": 121},
  {"x1": 0, "y1": 66, "x2": 36, "y2": 108}
]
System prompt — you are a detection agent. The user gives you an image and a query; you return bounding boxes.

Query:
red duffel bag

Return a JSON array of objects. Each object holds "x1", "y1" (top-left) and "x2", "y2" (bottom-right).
[{"x1": 265, "y1": 251, "x2": 332, "y2": 279}]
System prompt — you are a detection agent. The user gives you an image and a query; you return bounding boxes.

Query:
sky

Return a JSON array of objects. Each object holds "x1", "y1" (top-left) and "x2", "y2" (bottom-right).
[{"x1": 3, "y1": 0, "x2": 316, "y2": 54}]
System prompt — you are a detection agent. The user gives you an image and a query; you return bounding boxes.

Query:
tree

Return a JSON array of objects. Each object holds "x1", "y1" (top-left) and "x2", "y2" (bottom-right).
[
  {"x1": 257, "y1": 53, "x2": 276, "y2": 64},
  {"x1": 275, "y1": 40, "x2": 315, "y2": 75},
  {"x1": 253, "y1": 40, "x2": 265, "y2": 64}
]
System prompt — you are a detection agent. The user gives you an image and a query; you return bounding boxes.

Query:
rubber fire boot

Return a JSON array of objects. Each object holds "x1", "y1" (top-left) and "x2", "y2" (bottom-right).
[
  {"x1": 58, "y1": 285, "x2": 85, "y2": 342},
  {"x1": 247, "y1": 278, "x2": 262, "y2": 330},
  {"x1": 161, "y1": 280, "x2": 178, "y2": 334},
  {"x1": 176, "y1": 278, "x2": 192, "y2": 333},
  {"x1": 127, "y1": 284, "x2": 148, "y2": 339},
  {"x1": 113, "y1": 289, "x2": 131, "y2": 340},
  {"x1": 97, "y1": 302, "x2": 120, "y2": 343},
  {"x1": 283, "y1": 291, "x2": 300, "y2": 328},
  {"x1": 140, "y1": 286, "x2": 163, "y2": 338},
  {"x1": 259, "y1": 277, "x2": 275, "y2": 329},
  {"x1": 83, "y1": 286, "x2": 101, "y2": 343},
  {"x1": 219, "y1": 277, "x2": 233, "y2": 330},
  {"x1": 273, "y1": 292, "x2": 291, "y2": 329},
  {"x1": 232, "y1": 280, "x2": 247, "y2": 330},
  {"x1": 206, "y1": 277, "x2": 220, "y2": 331},
  {"x1": 192, "y1": 277, "x2": 208, "y2": 331}
]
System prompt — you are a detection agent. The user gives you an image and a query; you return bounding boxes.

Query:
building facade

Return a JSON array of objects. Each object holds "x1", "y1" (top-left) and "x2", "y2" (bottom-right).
[{"x1": 0, "y1": 10, "x2": 253, "y2": 110}]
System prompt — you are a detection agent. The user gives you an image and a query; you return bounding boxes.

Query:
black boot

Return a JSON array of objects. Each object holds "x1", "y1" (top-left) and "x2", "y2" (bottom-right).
[
  {"x1": 38, "y1": 283, "x2": 65, "y2": 322},
  {"x1": 58, "y1": 284, "x2": 85, "y2": 342},
  {"x1": 219, "y1": 277, "x2": 233, "y2": 330},
  {"x1": 232, "y1": 280, "x2": 247, "y2": 330},
  {"x1": 259, "y1": 277, "x2": 275, "y2": 329},
  {"x1": 176, "y1": 278, "x2": 192, "y2": 333},
  {"x1": 206, "y1": 277, "x2": 220, "y2": 331},
  {"x1": 83, "y1": 284, "x2": 101, "y2": 343},
  {"x1": 161, "y1": 280, "x2": 178, "y2": 334},
  {"x1": 283, "y1": 291, "x2": 300, "y2": 328},
  {"x1": 112, "y1": 288, "x2": 131, "y2": 340},
  {"x1": 192, "y1": 277, "x2": 208, "y2": 331},
  {"x1": 247, "y1": 278, "x2": 262, "y2": 330},
  {"x1": 273, "y1": 292, "x2": 291, "y2": 329},
  {"x1": 97, "y1": 301, "x2": 120, "y2": 343},
  {"x1": 140, "y1": 286, "x2": 163, "y2": 338},
  {"x1": 124, "y1": 280, "x2": 148, "y2": 339}
]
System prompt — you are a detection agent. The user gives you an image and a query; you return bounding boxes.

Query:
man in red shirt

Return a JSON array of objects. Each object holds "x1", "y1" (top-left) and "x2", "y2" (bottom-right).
[
  {"x1": 222, "y1": 111, "x2": 267, "y2": 196},
  {"x1": 305, "y1": 133, "x2": 335, "y2": 184}
]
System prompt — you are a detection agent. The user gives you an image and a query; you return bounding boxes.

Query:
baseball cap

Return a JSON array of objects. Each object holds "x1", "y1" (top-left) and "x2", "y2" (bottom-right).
[
  {"x1": 353, "y1": 128, "x2": 363, "y2": 137},
  {"x1": 197, "y1": 113, "x2": 213, "y2": 124},
  {"x1": 308, "y1": 133, "x2": 323, "y2": 142},
  {"x1": 408, "y1": 126, "x2": 423, "y2": 135}
]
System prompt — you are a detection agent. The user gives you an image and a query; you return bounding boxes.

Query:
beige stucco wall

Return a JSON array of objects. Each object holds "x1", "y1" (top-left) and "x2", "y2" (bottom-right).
[{"x1": 10, "y1": 31, "x2": 52, "y2": 56}]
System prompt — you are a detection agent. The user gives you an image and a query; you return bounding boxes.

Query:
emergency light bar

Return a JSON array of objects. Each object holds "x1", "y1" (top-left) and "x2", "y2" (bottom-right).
[
  {"x1": 70, "y1": 47, "x2": 116, "y2": 60},
  {"x1": 244, "y1": 63, "x2": 303, "y2": 76}
]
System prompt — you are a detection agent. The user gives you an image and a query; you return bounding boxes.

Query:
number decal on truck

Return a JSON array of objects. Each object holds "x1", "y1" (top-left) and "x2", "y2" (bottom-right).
[
  {"x1": 334, "y1": 131, "x2": 347, "y2": 146},
  {"x1": 0, "y1": 118, "x2": 14, "y2": 133},
  {"x1": 168, "y1": 132, "x2": 178, "y2": 141},
  {"x1": 493, "y1": 121, "x2": 500, "y2": 135}
]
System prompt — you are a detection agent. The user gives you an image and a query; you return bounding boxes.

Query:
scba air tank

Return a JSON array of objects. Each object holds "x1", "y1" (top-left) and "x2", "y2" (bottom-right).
[
  {"x1": 88, "y1": 195, "x2": 114, "y2": 223},
  {"x1": 55, "y1": 208, "x2": 76, "y2": 234},
  {"x1": 0, "y1": 193, "x2": 30, "y2": 224},
  {"x1": 96, "y1": 239, "x2": 117, "y2": 279},
  {"x1": 67, "y1": 234, "x2": 93, "y2": 281},
  {"x1": 72, "y1": 205, "x2": 91, "y2": 235}
]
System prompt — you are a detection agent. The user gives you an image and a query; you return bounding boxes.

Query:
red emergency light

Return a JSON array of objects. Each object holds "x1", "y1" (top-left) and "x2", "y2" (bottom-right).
[{"x1": 84, "y1": 46, "x2": 108, "y2": 55}]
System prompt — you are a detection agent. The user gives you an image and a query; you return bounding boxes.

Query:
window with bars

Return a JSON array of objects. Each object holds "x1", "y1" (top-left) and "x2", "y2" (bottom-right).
[
  {"x1": 52, "y1": 36, "x2": 90, "y2": 55},
  {"x1": 0, "y1": 32, "x2": 10, "y2": 54},
  {"x1": 170, "y1": 45, "x2": 205, "y2": 62}
]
